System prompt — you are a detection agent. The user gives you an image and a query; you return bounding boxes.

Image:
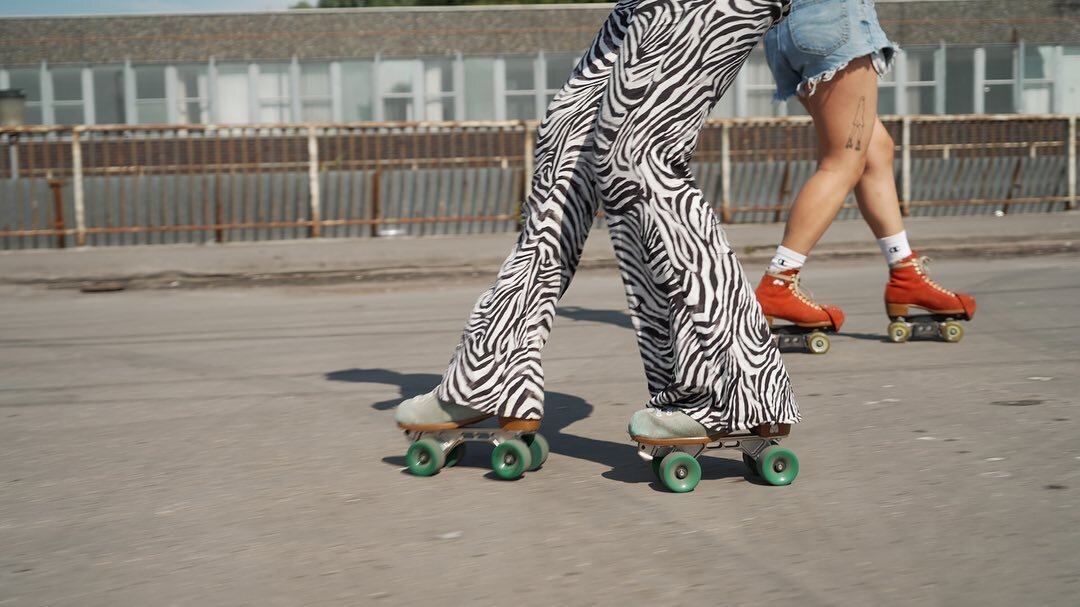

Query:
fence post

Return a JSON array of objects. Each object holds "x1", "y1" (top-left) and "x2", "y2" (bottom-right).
[
  {"x1": 48, "y1": 178, "x2": 66, "y2": 248},
  {"x1": 1069, "y1": 115, "x2": 1077, "y2": 211},
  {"x1": 720, "y1": 121, "x2": 731, "y2": 223},
  {"x1": 900, "y1": 116, "x2": 911, "y2": 217},
  {"x1": 307, "y1": 126, "x2": 321, "y2": 237},
  {"x1": 72, "y1": 127, "x2": 86, "y2": 247}
]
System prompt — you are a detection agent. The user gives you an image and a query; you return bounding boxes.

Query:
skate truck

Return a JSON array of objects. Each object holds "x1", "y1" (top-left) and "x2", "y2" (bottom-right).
[
  {"x1": 631, "y1": 423, "x2": 799, "y2": 492},
  {"x1": 771, "y1": 325, "x2": 833, "y2": 354},
  {"x1": 400, "y1": 417, "x2": 549, "y2": 481}
]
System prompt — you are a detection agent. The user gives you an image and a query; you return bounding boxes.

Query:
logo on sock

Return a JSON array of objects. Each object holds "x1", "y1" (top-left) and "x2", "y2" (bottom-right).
[
  {"x1": 776, "y1": 259, "x2": 787, "y2": 266},
  {"x1": 888, "y1": 246, "x2": 901, "y2": 253}
]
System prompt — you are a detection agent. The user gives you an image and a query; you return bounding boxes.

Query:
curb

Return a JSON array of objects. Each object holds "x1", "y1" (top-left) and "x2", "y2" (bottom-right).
[{"x1": 14, "y1": 236, "x2": 1077, "y2": 292}]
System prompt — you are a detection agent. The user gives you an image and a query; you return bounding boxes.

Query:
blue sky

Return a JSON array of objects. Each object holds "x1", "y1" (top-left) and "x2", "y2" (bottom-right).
[{"x1": 0, "y1": 0, "x2": 297, "y2": 17}]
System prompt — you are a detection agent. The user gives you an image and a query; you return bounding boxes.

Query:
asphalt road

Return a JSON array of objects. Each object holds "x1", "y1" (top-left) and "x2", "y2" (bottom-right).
[{"x1": 1, "y1": 253, "x2": 1078, "y2": 606}]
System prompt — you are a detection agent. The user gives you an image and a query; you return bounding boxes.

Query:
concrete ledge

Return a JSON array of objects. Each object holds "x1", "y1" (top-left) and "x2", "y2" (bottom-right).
[{"x1": 2, "y1": 212, "x2": 1077, "y2": 288}]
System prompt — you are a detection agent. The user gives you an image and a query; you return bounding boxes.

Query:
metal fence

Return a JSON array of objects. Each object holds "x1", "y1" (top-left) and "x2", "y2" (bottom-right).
[{"x1": 1, "y1": 115, "x2": 1076, "y2": 250}]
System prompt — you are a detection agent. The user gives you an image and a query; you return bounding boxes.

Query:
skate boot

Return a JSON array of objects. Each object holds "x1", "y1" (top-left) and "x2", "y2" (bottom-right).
[
  {"x1": 627, "y1": 407, "x2": 798, "y2": 492},
  {"x1": 395, "y1": 391, "x2": 547, "y2": 480},
  {"x1": 755, "y1": 268, "x2": 845, "y2": 354},
  {"x1": 884, "y1": 253, "x2": 976, "y2": 343}
]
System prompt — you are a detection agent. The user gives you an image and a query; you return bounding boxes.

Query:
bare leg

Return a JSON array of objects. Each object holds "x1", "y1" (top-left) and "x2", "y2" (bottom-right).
[
  {"x1": 779, "y1": 55, "x2": 879, "y2": 255},
  {"x1": 854, "y1": 118, "x2": 905, "y2": 239}
]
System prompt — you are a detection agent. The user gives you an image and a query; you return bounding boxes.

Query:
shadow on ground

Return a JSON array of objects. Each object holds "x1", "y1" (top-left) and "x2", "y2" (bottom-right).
[
  {"x1": 556, "y1": 306, "x2": 633, "y2": 330},
  {"x1": 837, "y1": 331, "x2": 892, "y2": 343},
  {"x1": 326, "y1": 368, "x2": 755, "y2": 488}
]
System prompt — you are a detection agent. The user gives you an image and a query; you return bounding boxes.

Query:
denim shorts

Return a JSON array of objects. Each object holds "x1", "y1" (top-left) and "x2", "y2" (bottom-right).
[{"x1": 765, "y1": 0, "x2": 898, "y2": 100}]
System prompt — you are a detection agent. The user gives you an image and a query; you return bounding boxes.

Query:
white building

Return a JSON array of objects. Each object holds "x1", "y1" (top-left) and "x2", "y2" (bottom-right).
[{"x1": 1, "y1": 0, "x2": 1078, "y2": 125}]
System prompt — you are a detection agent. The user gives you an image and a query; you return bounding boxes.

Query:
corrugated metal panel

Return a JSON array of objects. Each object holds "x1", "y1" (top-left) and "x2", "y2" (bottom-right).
[
  {"x1": 0, "y1": 178, "x2": 62, "y2": 250},
  {"x1": 1, "y1": 117, "x2": 1074, "y2": 249},
  {"x1": 377, "y1": 168, "x2": 519, "y2": 237}
]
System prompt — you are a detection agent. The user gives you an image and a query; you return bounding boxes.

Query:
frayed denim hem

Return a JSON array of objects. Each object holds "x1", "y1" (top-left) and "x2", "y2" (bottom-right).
[{"x1": 792, "y1": 44, "x2": 899, "y2": 100}]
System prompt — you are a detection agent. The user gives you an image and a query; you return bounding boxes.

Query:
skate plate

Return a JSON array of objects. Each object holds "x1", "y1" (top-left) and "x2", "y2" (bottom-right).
[
  {"x1": 771, "y1": 324, "x2": 832, "y2": 354},
  {"x1": 631, "y1": 423, "x2": 798, "y2": 492},
  {"x1": 401, "y1": 424, "x2": 548, "y2": 480},
  {"x1": 887, "y1": 314, "x2": 966, "y2": 343}
]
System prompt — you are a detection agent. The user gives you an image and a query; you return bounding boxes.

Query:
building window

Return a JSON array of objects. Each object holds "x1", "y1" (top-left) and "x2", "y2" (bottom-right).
[
  {"x1": 463, "y1": 57, "x2": 495, "y2": 120},
  {"x1": 504, "y1": 56, "x2": 537, "y2": 120},
  {"x1": 423, "y1": 58, "x2": 455, "y2": 121},
  {"x1": 379, "y1": 59, "x2": 417, "y2": 121},
  {"x1": 93, "y1": 65, "x2": 125, "y2": 124},
  {"x1": 945, "y1": 47, "x2": 975, "y2": 114},
  {"x1": 341, "y1": 60, "x2": 374, "y2": 121},
  {"x1": 216, "y1": 63, "x2": 250, "y2": 124},
  {"x1": 983, "y1": 45, "x2": 1015, "y2": 114},
  {"x1": 1062, "y1": 45, "x2": 1080, "y2": 114},
  {"x1": 299, "y1": 62, "x2": 332, "y2": 122},
  {"x1": 743, "y1": 50, "x2": 779, "y2": 117},
  {"x1": 51, "y1": 67, "x2": 85, "y2": 125},
  {"x1": 176, "y1": 64, "x2": 209, "y2": 124},
  {"x1": 134, "y1": 65, "x2": 167, "y2": 124},
  {"x1": 257, "y1": 63, "x2": 291, "y2": 123},
  {"x1": 1021, "y1": 44, "x2": 1054, "y2": 114},
  {"x1": 878, "y1": 63, "x2": 897, "y2": 115},
  {"x1": 543, "y1": 53, "x2": 579, "y2": 108},
  {"x1": 904, "y1": 47, "x2": 937, "y2": 114},
  {"x1": 6, "y1": 68, "x2": 44, "y2": 124}
]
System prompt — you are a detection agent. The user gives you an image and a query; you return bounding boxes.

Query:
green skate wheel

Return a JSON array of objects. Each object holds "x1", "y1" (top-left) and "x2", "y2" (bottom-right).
[
  {"x1": 523, "y1": 433, "x2": 549, "y2": 471},
  {"x1": 742, "y1": 452, "x2": 760, "y2": 476},
  {"x1": 659, "y1": 451, "x2": 701, "y2": 493},
  {"x1": 806, "y1": 332, "x2": 830, "y2": 355},
  {"x1": 758, "y1": 445, "x2": 799, "y2": 486},
  {"x1": 649, "y1": 448, "x2": 672, "y2": 480},
  {"x1": 406, "y1": 438, "x2": 445, "y2": 477},
  {"x1": 444, "y1": 443, "x2": 466, "y2": 468},
  {"x1": 491, "y1": 439, "x2": 532, "y2": 480},
  {"x1": 888, "y1": 321, "x2": 911, "y2": 343},
  {"x1": 651, "y1": 457, "x2": 664, "y2": 480},
  {"x1": 941, "y1": 321, "x2": 964, "y2": 343}
]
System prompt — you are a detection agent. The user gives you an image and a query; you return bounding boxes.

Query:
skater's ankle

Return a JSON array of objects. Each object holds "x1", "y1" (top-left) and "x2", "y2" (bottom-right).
[
  {"x1": 768, "y1": 245, "x2": 806, "y2": 273},
  {"x1": 877, "y1": 231, "x2": 912, "y2": 265}
]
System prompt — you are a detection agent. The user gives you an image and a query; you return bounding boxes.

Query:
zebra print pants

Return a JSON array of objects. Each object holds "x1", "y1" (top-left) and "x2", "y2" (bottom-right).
[{"x1": 436, "y1": 0, "x2": 800, "y2": 433}]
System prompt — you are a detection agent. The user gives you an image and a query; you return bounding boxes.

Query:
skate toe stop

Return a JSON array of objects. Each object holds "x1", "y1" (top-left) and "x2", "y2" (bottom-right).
[
  {"x1": 823, "y1": 305, "x2": 845, "y2": 331},
  {"x1": 958, "y1": 293, "x2": 976, "y2": 320}
]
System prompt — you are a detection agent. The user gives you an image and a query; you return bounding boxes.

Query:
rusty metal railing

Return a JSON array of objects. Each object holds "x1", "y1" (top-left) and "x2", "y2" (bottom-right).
[{"x1": 1, "y1": 115, "x2": 1076, "y2": 250}]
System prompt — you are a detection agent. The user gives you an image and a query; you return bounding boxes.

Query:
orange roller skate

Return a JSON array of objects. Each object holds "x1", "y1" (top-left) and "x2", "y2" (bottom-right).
[
  {"x1": 755, "y1": 268, "x2": 845, "y2": 354},
  {"x1": 884, "y1": 252, "x2": 976, "y2": 343}
]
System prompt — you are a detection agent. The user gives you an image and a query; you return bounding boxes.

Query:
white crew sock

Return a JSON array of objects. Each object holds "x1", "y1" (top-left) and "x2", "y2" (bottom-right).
[
  {"x1": 768, "y1": 245, "x2": 807, "y2": 272},
  {"x1": 877, "y1": 230, "x2": 912, "y2": 265}
]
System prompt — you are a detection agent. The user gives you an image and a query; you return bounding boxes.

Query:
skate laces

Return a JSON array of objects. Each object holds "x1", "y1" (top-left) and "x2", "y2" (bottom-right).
[
  {"x1": 767, "y1": 269, "x2": 820, "y2": 309},
  {"x1": 899, "y1": 255, "x2": 954, "y2": 296}
]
